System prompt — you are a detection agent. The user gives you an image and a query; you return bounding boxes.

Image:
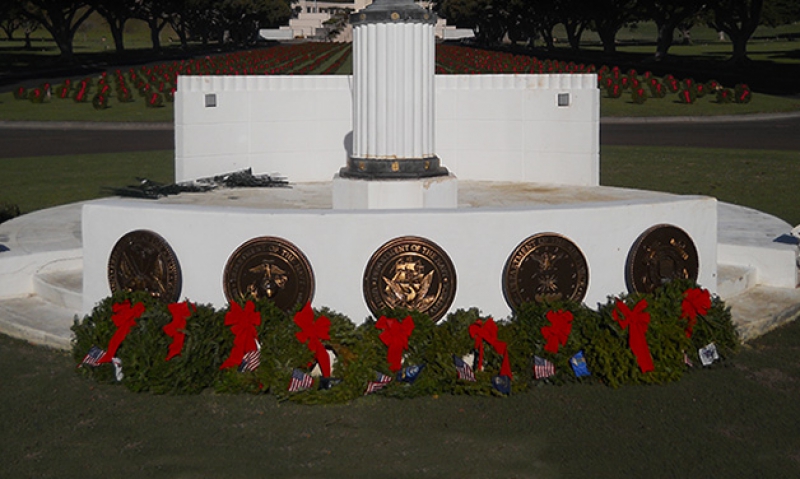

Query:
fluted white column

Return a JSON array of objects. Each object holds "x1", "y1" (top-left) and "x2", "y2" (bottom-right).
[{"x1": 340, "y1": 0, "x2": 445, "y2": 179}]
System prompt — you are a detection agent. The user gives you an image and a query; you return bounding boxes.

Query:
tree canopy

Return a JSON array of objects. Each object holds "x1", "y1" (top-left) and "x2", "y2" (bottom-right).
[{"x1": 6, "y1": 0, "x2": 293, "y2": 60}]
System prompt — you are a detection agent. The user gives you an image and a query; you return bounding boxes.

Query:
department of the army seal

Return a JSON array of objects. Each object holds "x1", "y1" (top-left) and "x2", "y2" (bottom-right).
[
  {"x1": 223, "y1": 236, "x2": 314, "y2": 311},
  {"x1": 626, "y1": 224, "x2": 699, "y2": 294},
  {"x1": 363, "y1": 236, "x2": 456, "y2": 322},
  {"x1": 107, "y1": 230, "x2": 182, "y2": 303},
  {"x1": 502, "y1": 233, "x2": 589, "y2": 309}
]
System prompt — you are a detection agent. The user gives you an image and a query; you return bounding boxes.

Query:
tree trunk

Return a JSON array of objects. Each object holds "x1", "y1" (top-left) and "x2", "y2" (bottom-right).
[
  {"x1": 539, "y1": 26, "x2": 554, "y2": 49},
  {"x1": 655, "y1": 21, "x2": 677, "y2": 60},
  {"x1": 597, "y1": 26, "x2": 617, "y2": 54},
  {"x1": 564, "y1": 22, "x2": 584, "y2": 51},
  {"x1": 108, "y1": 20, "x2": 126, "y2": 54},
  {"x1": 2, "y1": 26, "x2": 14, "y2": 41},
  {"x1": 729, "y1": 32, "x2": 750, "y2": 64},
  {"x1": 53, "y1": 30, "x2": 75, "y2": 62},
  {"x1": 148, "y1": 18, "x2": 162, "y2": 52}
]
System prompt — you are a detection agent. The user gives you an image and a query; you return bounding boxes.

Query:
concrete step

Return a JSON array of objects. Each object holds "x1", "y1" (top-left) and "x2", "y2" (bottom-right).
[
  {"x1": 0, "y1": 294, "x2": 77, "y2": 350},
  {"x1": 725, "y1": 285, "x2": 800, "y2": 342},
  {"x1": 717, "y1": 264, "x2": 757, "y2": 300},
  {"x1": 33, "y1": 258, "x2": 83, "y2": 312}
]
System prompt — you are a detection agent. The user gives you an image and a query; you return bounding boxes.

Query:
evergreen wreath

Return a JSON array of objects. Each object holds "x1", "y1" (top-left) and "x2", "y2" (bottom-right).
[{"x1": 72, "y1": 281, "x2": 739, "y2": 403}]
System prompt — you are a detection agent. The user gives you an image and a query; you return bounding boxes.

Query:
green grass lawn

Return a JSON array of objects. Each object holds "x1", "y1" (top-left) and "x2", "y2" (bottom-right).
[
  {"x1": 2, "y1": 312, "x2": 799, "y2": 478},
  {"x1": 0, "y1": 93, "x2": 175, "y2": 122},
  {"x1": 601, "y1": 146, "x2": 800, "y2": 225},
  {"x1": 0, "y1": 151, "x2": 174, "y2": 214},
  {"x1": 2, "y1": 145, "x2": 798, "y2": 226}
]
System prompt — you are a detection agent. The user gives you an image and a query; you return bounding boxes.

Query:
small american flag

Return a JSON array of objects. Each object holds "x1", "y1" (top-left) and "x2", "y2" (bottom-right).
[
  {"x1": 453, "y1": 355, "x2": 476, "y2": 382},
  {"x1": 238, "y1": 349, "x2": 261, "y2": 373},
  {"x1": 533, "y1": 356, "x2": 555, "y2": 379},
  {"x1": 80, "y1": 346, "x2": 106, "y2": 368},
  {"x1": 288, "y1": 369, "x2": 313, "y2": 392},
  {"x1": 364, "y1": 371, "x2": 392, "y2": 395}
]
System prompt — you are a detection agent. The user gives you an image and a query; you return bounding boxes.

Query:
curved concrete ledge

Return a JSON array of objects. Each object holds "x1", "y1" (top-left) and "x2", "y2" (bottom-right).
[{"x1": 1, "y1": 186, "x2": 798, "y2": 350}]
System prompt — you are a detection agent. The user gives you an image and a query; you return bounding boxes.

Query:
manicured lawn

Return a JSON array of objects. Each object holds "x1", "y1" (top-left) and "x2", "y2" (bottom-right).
[
  {"x1": 0, "y1": 92, "x2": 175, "y2": 122},
  {"x1": 2, "y1": 311, "x2": 799, "y2": 478},
  {"x1": 601, "y1": 145, "x2": 800, "y2": 225},
  {"x1": 0, "y1": 151, "x2": 174, "y2": 215},
  {"x1": 2, "y1": 146, "x2": 798, "y2": 227}
]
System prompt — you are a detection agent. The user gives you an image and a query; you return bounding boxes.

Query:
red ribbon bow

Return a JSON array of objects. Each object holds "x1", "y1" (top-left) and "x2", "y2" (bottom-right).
[
  {"x1": 163, "y1": 301, "x2": 195, "y2": 361},
  {"x1": 376, "y1": 316, "x2": 414, "y2": 373},
  {"x1": 541, "y1": 310, "x2": 574, "y2": 354},
  {"x1": 468, "y1": 318, "x2": 513, "y2": 379},
  {"x1": 98, "y1": 300, "x2": 145, "y2": 363},
  {"x1": 220, "y1": 301, "x2": 261, "y2": 370},
  {"x1": 612, "y1": 299, "x2": 654, "y2": 373},
  {"x1": 681, "y1": 288, "x2": 711, "y2": 338},
  {"x1": 293, "y1": 302, "x2": 332, "y2": 377}
]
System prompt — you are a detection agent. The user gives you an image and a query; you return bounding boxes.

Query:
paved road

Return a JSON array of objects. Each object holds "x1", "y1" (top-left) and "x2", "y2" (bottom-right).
[
  {"x1": 0, "y1": 126, "x2": 174, "y2": 158},
  {"x1": 1, "y1": 115, "x2": 799, "y2": 158},
  {"x1": 601, "y1": 115, "x2": 800, "y2": 151}
]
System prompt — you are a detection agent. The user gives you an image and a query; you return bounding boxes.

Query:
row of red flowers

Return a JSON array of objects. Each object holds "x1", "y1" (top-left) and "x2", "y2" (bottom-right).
[{"x1": 12, "y1": 43, "x2": 752, "y2": 111}]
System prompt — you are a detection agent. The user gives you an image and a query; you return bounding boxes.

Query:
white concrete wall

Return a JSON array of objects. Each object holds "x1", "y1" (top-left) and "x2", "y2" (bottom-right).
[
  {"x1": 82, "y1": 195, "x2": 716, "y2": 323},
  {"x1": 175, "y1": 74, "x2": 599, "y2": 186}
]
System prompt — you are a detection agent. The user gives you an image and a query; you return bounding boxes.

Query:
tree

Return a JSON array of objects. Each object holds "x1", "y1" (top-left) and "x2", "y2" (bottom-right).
[
  {"x1": 135, "y1": 0, "x2": 175, "y2": 52},
  {"x1": 322, "y1": 7, "x2": 350, "y2": 42},
  {"x1": 216, "y1": 0, "x2": 292, "y2": 46},
  {"x1": 706, "y1": 0, "x2": 764, "y2": 64},
  {"x1": 556, "y1": 0, "x2": 591, "y2": 50},
  {"x1": 640, "y1": 0, "x2": 705, "y2": 60},
  {"x1": 1, "y1": 2, "x2": 23, "y2": 40},
  {"x1": 512, "y1": 0, "x2": 558, "y2": 49},
  {"x1": 762, "y1": 0, "x2": 800, "y2": 26},
  {"x1": 92, "y1": 0, "x2": 140, "y2": 53},
  {"x1": 16, "y1": 0, "x2": 95, "y2": 61},
  {"x1": 583, "y1": 0, "x2": 641, "y2": 54},
  {"x1": 437, "y1": 0, "x2": 509, "y2": 45}
]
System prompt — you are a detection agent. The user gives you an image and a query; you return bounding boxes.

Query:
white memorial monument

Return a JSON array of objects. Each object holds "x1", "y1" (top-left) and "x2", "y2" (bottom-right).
[{"x1": 78, "y1": 0, "x2": 782, "y2": 324}]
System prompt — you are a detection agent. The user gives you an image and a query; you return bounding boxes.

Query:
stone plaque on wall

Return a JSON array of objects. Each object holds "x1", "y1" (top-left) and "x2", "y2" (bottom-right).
[
  {"x1": 363, "y1": 236, "x2": 457, "y2": 321},
  {"x1": 503, "y1": 233, "x2": 589, "y2": 309},
  {"x1": 626, "y1": 224, "x2": 699, "y2": 294},
  {"x1": 223, "y1": 236, "x2": 315, "y2": 311},
  {"x1": 108, "y1": 230, "x2": 182, "y2": 303}
]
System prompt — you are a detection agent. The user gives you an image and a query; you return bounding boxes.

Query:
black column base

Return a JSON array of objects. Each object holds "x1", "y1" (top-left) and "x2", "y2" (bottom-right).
[{"x1": 339, "y1": 156, "x2": 448, "y2": 179}]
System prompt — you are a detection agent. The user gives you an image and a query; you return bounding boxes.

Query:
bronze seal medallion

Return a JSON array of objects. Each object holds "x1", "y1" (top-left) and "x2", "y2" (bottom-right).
[
  {"x1": 223, "y1": 236, "x2": 314, "y2": 311},
  {"x1": 363, "y1": 236, "x2": 456, "y2": 322},
  {"x1": 502, "y1": 233, "x2": 589, "y2": 309},
  {"x1": 626, "y1": 224, "x2": 699, "y2": 294},
  {"x1": 108, "y1": 230, "x2": 182, "y2": 303}
]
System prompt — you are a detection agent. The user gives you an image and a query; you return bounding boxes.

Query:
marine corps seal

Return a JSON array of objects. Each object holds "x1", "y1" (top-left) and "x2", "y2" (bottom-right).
[
  {"x1": 363, "y1": 236, "x2": 456, "y2": 322},
  {"x1": 107, "y1": 230, "x2": 182, "y2": 303},
  {"x1": 223, "y1": 236, "x2": 314, "y2": 311},
  {"x1": 502, "y1": 233, "x2": 589, "y2": 309},
  {"x1": 626, "y1": 224, "x2": 699, "y2": 294}
]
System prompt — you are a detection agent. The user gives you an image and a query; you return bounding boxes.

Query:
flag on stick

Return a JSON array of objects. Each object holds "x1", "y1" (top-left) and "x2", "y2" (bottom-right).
[
  {"x1": 570, "y1": 351, "x2": 590, "y2": 377},
  {"x1": 365, "y1": 371, "x2": 392, "y2": 395},
  {"x1": 80, "y1": 346, "x2": 106, "y2": 368},
  {"x1": 453, "y1": 355, "x2": 476, "y2": 382},
  {"x1": 533, "y1": 356, "x2": 555, "y2": 379},
  {"x1": 239, "y1": 348, "x2": 261, "y2": 373},
  {"x1": 288, "y1": 369, "x2": 313, "y2": 392}
]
